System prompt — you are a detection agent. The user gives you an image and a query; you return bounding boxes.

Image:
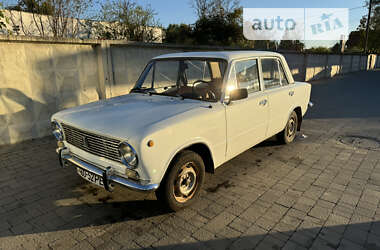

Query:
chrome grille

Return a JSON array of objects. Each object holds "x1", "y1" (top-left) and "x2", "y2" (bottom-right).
[{"x1": 61, "y1": 123, "x2": 122, "y2": 163}]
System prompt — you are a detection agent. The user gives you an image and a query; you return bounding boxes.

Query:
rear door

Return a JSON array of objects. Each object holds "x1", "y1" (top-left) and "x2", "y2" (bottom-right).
[
  {"x1": 260, "y1": 57, "x2": 295, "y2": 137},
  {"x1": 225, "y1": 58, "x2": 269, "y2": 159}
]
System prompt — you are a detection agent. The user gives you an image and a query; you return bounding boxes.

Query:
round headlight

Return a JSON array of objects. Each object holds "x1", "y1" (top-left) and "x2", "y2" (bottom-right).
[
  {"x1": 51, "y1": 121, "x2": 63, "y2": 141},
  {"x1": 118, "y1": 142, "x2": 138, "y2": 168}
]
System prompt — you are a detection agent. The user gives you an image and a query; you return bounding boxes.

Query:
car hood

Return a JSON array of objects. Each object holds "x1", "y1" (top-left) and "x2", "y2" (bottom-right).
[{"x1": 52, "y1": 93, "x2": 202, "y2": 141}]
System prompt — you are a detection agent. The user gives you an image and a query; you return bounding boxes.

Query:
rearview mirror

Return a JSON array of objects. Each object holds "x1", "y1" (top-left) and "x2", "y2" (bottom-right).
[{"x1": 230, "y1": 88, "x2": 248, "y2": 101}]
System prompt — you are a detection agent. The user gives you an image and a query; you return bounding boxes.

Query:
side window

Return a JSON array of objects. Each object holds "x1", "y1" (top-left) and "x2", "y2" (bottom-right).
[
  {"x1": 261, "y1": 58, "x2": 281, "y2": 89},
  {"x1": 234, "y1": 59, "x2": 260, "y2": 93}
]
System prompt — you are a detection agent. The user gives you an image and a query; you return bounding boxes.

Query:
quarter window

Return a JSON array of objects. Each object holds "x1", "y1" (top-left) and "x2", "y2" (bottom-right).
[{"x1": 232, "y1": 59, "x2": 260, "y2": 93}]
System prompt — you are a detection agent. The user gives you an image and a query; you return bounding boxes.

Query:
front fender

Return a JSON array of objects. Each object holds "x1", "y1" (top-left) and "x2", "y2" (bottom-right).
[
  {"x1": 137, "y1": 104, "x2": 226, "y2": 185},
  {"x1": 163, "y1": 138, "x2": 215, "y2": 175}
]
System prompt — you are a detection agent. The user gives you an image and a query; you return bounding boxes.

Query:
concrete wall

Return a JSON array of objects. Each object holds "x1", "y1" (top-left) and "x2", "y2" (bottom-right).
[
  {"x1": 341, "y1": 55, "x2": 352, "y2": 74},
  {"x1": 282, "y1": 53, "x2": 306, "y2": 82},
  {"x1": 0, "y1": 35, "x2": 379, "y2": 145},
  {"x1": 326, "y1": 54, "x2": 341, "y2": 78},
  {"x1": 0, "y1": 39, "x2": 102, "y2": 145}
]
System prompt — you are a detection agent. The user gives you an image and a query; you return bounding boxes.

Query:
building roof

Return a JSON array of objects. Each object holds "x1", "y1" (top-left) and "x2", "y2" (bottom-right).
[{"x1": 153, "y1": 51, "x2": 283, "y2": 61}]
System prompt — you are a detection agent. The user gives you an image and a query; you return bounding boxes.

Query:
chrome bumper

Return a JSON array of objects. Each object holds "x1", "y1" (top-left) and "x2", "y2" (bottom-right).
[{"x1": 57, "y1": 148, "x2": 159, "y2": 192}]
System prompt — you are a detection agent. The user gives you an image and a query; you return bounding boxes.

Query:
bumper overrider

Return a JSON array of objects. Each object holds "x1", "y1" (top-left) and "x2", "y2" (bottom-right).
[{"x1": 57, "y1": 147, "x2": 159, "y2": 192}]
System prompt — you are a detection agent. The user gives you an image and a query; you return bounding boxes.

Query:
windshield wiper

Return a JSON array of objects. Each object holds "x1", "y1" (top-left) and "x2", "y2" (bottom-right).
[
  {"x1": 175, "y1": 93, "x2": 186, "y2": 100},
  {"x1": 130, "y1": 87, "x2": 152, "y2": 93}
]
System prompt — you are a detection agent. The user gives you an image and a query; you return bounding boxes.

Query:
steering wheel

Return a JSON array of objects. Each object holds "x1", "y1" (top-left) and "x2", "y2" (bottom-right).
[
  {"x1": 193, "y1": 79, "x2": 210, "y2": 87},
  {"x1": 192, "y1": 80, "x2": 216, "y2": 100},
  {"x1": 203, "y1": 89, "x2": 216, "y2": 100}
]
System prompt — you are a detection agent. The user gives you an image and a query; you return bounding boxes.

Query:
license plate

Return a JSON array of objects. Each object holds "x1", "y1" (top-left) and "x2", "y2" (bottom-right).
[{"x1": 77, "y1": 168, "x2": 104, "y2": 187}]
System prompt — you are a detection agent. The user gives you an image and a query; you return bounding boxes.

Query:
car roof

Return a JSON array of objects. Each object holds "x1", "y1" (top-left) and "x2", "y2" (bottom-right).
[{"x1": 152, "y1": 51, "x2": 283, "y2": 61}]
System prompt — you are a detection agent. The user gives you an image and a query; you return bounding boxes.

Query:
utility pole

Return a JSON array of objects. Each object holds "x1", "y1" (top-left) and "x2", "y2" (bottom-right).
[{"x1": 364, "y1": 0, "x2": 373, "y2": 54}]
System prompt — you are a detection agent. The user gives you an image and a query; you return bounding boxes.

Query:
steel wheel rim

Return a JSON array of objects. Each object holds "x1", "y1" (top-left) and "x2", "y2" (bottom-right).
[
  {"x1": 173, "y1": 162, "x2": 198, "y2": 203},
  {"x1": 287, "y1": 117, "x2": 296, "y2": 138}
]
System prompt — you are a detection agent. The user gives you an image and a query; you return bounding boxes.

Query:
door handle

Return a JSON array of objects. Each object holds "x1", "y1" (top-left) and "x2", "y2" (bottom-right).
[
  {"x1": 259, "y1": 99, "x2": 267, "y2": 106},
  {"x1": 289, "y1": 91, "x2": 294, "y2": 96}
]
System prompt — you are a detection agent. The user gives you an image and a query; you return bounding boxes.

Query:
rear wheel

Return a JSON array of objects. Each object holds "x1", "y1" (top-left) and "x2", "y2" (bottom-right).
[
  {"x1": 277, "y1": 111, "x2": 298, "y2": 144},
  {"x1": 156, "y1": 150, "x2": 205, "y2": 211}
]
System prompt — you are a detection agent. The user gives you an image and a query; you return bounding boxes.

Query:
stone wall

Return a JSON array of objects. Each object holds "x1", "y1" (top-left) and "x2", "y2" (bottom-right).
[{"x1": 0, "y1": 35, "x2": 379, "y2": 145}]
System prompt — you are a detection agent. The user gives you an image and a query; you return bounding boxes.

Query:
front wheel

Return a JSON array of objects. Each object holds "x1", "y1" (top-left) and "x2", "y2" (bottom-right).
[
  {"x1": 156, "y1": 150, "x2": 205, "y2": 211},
  {"x1": 277, "y1": 111, "x2": 298, "y2": 144}
]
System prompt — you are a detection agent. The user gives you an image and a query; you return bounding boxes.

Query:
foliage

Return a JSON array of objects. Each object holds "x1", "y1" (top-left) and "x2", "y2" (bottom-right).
[
  {"x1": 191, "y1": 0, "x2": 240, "y2": 19},
  {"x1": 48, "y1": 0, "x2": 93, "y2": 38},
  {"x1": 192, "y1": 7, "x2": 245, "y2": 46},
  {"x1": 278, "y1": 40, "x2": 305, "y2": 52},
  {"x1": 252, "y1": 40, "x2": 277, "y2": 50},
  {"x1": 6, "y1": 0, "x2": 54, "y2": 15},
  {"x1": 5, "y1": 0, "x2": 93, "y2": 38},
  {"x1": 304, "y1": 47, "x2": 331, "y2": 54},
  {"x1": 0, "y1": 3, "x2": 7, "y2": 30},
  {"x1": 346, "y1": 0, "x2": 380, "y2": 53},
  {"x1": 165, "y1": 0, "x2": 255, "y2": 48},
  {"x1": 330, "y1": 42, "x2": 342, "y2": 54},
  {"x1": 164, "y1": 24, "x2": 194, "y2": 45},
  {"x1": 91, "y1": 0, "x2": 161, "y2": 42}
]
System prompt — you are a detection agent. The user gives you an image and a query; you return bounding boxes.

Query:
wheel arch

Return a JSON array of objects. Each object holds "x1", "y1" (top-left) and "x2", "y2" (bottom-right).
[
  {"x1": 293, "y1": 106, "x2": 302, "y2": 131},
  {"x1": 184, "y1": 143, "x2": 215, "y2": 174},
  {"x1": 164, "y1": 142, "x2": 215, "y2": 179}
]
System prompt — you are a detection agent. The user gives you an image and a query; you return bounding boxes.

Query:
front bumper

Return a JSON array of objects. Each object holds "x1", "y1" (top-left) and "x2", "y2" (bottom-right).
[{"x1": 57, "y1": 148, "x2": 159, "y2": 192}]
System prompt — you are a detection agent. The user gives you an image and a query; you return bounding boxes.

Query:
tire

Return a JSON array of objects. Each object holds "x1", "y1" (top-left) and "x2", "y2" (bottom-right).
[
  {"x1": 155, "y1": 150, "x2": 205, "y2": 211},
  {"x1": 277, "y1": 111, "x2": 298, "y2": 144}
]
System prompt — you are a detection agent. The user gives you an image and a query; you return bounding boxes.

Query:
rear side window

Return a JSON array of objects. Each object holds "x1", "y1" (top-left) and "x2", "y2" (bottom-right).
[
  {"x1": 233, "y1": 59, "x2": 260, "y2": 93},
  {"x1": 261, "y1": 58, "x2": 281, "y2": 89}
]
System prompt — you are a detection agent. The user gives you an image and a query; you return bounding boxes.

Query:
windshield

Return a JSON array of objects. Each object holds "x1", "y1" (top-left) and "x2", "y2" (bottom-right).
[{"x1": 131, "y1": 58, "x2": 227, "y2": 102}]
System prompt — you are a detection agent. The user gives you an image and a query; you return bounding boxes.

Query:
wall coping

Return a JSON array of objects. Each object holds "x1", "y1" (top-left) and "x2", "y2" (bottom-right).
[{"x1": 0, "y1": 34, "x2": 377, "y2": 56}]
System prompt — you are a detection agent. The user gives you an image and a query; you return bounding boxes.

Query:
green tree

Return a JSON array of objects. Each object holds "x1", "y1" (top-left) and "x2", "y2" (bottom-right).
[
  {"x1": 278, "y1": 40, "x2": 305, "y2": 52},
  {"x1": 164, "y1": 24, "x2": 193, "y2": 44},
  {"x1": 7, "y1": 0, "x2": 54, "y2": 15},
  {"x1": 305, "y1": 47, "x2": 331, "y2": 54},
  {"x1": 92, "y1": 0, "x2": 161, "y2": 41},
  {"x1": 189, "y1": 0, "x2": 254, "y2": 47},
  {"x1": 253, "y1": 40, "x2": 277, "y2": 50},
  {"x1": 346, "y1": 0, "x2": 380, "y2": 53},
  {"x1": 331, "y1": 42, "x2": 342, "y2": 53}
]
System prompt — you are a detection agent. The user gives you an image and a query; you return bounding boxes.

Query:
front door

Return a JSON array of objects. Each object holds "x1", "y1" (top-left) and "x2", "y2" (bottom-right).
[{"x1": 225, "y1": 58, "x2": 269, "y2": 160}]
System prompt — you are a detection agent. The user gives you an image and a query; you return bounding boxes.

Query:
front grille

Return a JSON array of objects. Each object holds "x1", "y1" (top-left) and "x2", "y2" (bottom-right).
[{"x1": 61, "y1": 123, "x2": 122, "y2": 163}]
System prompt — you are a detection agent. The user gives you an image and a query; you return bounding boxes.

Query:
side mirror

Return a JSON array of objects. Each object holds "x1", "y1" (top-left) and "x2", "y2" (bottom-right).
[{"x1": 229, "y1": 88, "x2": 248, "y2": 101}]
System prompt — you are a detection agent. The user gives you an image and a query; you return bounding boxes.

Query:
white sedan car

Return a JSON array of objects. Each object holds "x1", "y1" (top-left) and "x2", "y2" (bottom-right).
[{"x1": 52, "y1": 51, "x2": 311, "y2": 211}]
